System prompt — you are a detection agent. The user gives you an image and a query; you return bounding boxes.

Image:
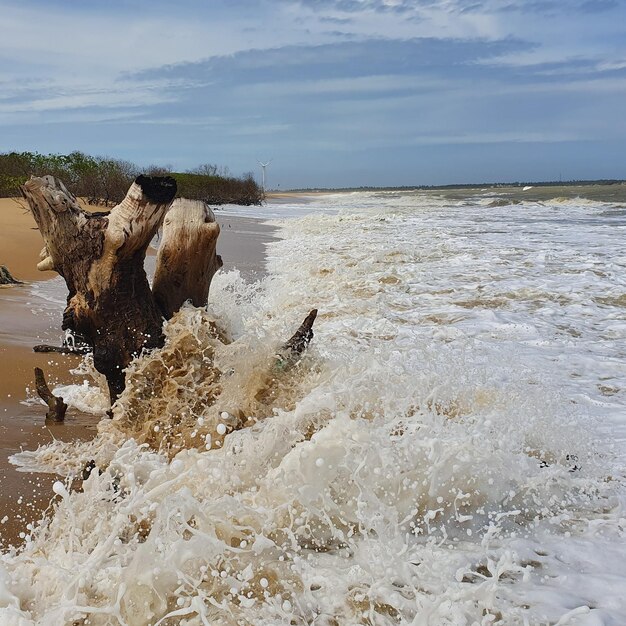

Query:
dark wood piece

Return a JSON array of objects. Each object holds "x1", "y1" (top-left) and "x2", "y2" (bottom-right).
[
  {"x1": 34, "y1": 367, "x2": 67, "y2": 422},
  {"x1": 0, "y1": 265, "x2": 21, "y2": 285},
  {"x1": 275, "y1": 309, "x2": 318, "y2": 368},
  {"x1": 33, "y1": 344, "x2": 92, "y2": 355}
]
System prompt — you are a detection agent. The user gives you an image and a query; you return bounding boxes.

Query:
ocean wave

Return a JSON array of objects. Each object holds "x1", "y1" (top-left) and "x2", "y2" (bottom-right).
[{"x1": 2, "y1": 192, "x2": 626, "y2": 624}]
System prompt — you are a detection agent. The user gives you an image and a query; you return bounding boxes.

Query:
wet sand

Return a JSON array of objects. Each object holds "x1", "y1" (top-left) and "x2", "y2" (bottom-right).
[
  {"x1": 0, "y1": 197, "x2": 276, "y2": 547},
  {"x1": 0, "y1": 347, "x2": 90, "y2": 547},
  {"x1": 0, "y1": 285, "x2": 96, "y2": 548},
  {"x1": 0, "y1": 198, "x2": 56, "y2": 283},
  {"x1": 215, "y1": 212, "x2": 277, "y2": 281}
]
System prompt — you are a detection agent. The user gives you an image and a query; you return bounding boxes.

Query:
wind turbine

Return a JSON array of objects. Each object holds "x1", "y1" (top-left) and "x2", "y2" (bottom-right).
[{"x1": 257, "y1": 158, "x2": 272, "y2": 192}]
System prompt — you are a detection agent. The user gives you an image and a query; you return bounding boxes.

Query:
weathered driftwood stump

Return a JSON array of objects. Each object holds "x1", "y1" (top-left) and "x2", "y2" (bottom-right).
[
  {"x1": 153, "y1": 198, "x2": 222, "y2": 319},
  {"x1": 22, "y1": 175, "x2": 317, "y2": 417},
  {"x1": 22, "y1": 175, "x2": 177, "y2": 402}
]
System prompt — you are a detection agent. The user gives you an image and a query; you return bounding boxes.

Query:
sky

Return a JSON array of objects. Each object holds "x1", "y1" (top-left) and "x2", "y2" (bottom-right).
[{"x1": 1, "y1": 0, "x2": 625, "y2": 188}]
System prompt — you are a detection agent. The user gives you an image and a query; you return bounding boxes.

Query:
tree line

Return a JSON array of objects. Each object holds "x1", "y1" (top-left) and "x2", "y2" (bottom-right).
[{"x1": 0, "y1": 151, "x2": 264, "y2": 206}]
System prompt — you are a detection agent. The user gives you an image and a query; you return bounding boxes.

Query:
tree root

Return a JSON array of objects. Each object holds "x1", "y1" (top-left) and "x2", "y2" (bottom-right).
[
  {"x1": 275, "y1": 309, "x2": 318, "y2": 369},
  {"x1": 34, "y1": 367, "x2": 67, "y2": 422}
]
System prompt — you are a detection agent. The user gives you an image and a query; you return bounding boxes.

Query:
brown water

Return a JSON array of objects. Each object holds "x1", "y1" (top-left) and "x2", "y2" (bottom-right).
[
  {"x1": 0, "y1": 368, "x2": 97, "y2": 549},
  {"x1": 0, "y1": 288, "x2": 96, "y2": 547}
]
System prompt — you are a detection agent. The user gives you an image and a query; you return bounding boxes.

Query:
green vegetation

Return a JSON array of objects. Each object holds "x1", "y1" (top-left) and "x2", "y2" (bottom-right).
[
  {"x1": 0, "y1": 151, "x2": 264, "y2": 206},
  {"x1": 171, "y1": 169, "x2": 261, "y2": 206}
]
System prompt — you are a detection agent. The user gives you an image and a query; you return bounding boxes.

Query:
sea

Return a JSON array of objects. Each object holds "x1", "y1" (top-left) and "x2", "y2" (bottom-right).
[{"x1": 1, "y1": 186, "x2": 625, "y2": 625}]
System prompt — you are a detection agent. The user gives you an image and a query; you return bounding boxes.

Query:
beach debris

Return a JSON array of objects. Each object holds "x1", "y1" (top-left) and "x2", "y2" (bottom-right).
[
  {"x1": 211, "y1": 310, "x2": 319, "y2": 438},
  {"x1": 21, "y1": 174, "x2": 317, "y2": 418},
  {"x1": 33, "y1": 343, "x2": 92, "y2": 355},
  {"x1": 566, "y1": 454, "x2": 581, "y2": 472},
  {"x1": 153, "y1": 198, "x2": 223, "y2": 319},
  {"x1": 21, "y1": 175, "x2": 177, "y2": 404},
  {"x1": 81, "y1": 459, "x2": 104, "y2": 481},
  {"x1": 275, "y1": 309, "x2": 318, "y2": 369},
  {"x1": 82, "y1": 459, "x2": 96, "y2": 480},
  {"x1": 34, "y1": 367, "x2": 67, "y2": 422},
  {"x1": 33, "y1": 329, "x2": 92, "y2": 355},
  {"x1": 0, "y1": 265, "x2": 22, "y2": 285},
  {"x1": 538, "y1": 453, "x2": 581, "y2": 473},
  {"x1": 21, "y1": 176, "x2": 228, "y2": 406}
]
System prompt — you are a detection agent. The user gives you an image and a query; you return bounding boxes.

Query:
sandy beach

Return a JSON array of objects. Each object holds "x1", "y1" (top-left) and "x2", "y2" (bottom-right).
[{"x1": 0, "y1": 197, "x2": 275, "y2": 547}]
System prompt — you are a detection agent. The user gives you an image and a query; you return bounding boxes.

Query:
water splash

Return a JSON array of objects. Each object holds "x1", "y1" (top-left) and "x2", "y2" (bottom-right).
[{"x1": 2, "y1": 191, "x2": 626, "y2": 624}]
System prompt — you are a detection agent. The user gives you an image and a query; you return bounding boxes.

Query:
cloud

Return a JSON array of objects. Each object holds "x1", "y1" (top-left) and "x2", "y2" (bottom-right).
[
  {"x1": 133, "y1": 37, "x2": 533, "y2": 86},
  {"x1": 1, "y1": 0, "x2": 625, "y2": 185},
  {"x1": 293, "y1": 0, "x2": 620, "y2": 15},
  {"x1": 318, "y1": 15, "x2": 354, "y2": 23},
  {"x1": 118, "y1": 37, "x2": 626, "y2": 149},
  {"x1": 579, "y1": 0, "x2": 618, "y2": 12}
]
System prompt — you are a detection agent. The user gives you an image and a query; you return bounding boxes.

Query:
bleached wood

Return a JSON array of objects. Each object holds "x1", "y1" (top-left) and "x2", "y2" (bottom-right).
[{"x1": 152, "y1": 198, "x2": 222, "y2": 319}]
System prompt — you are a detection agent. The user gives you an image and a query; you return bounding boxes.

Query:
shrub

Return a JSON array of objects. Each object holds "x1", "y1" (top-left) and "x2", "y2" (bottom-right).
[{"x1": 0, "y1": 152, "x2": 264, "y2": 206}]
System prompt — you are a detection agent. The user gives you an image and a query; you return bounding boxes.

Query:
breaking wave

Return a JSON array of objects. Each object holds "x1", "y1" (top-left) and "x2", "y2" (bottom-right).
[{"x1": 1, "y1": 191, "x2": 625, "y2": 625}]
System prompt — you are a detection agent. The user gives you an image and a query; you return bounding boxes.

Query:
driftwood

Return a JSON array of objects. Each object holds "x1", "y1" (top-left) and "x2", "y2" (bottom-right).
[
  {"x1": 0, "y1": 265, "x2": 21, "y2": 285},
  {"x1": 275, "y1": 309, "x2": 318, "y2": 369},
  {"x1": 21, "y1": 175, "x2": 231, "y2": 405},
  {"x1": 22, "y1": 174, "x2": 318, "y2": 416},
  {"x1": 34, "y1": 367, "x2": 67, "y2": 421},
  {"x1": 21, "y1": 175, "x2": 177, "y2": 402},
  {"x1": 153, "y1": 198, "x2": 223, "y2": 319},
  {"x1": 33, "y1": 344, "x2": 92, "y2": 355}
]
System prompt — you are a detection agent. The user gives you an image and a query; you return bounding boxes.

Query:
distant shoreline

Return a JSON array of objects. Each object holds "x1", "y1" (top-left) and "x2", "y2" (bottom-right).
[{"x1": 279, "y1": 179, "x2": 626, "y2": 194}]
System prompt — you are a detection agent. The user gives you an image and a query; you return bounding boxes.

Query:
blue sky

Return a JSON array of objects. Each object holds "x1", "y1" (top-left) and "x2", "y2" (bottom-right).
[{"x1": 1, "y1": 0, "x2": 625, "y2": 188}]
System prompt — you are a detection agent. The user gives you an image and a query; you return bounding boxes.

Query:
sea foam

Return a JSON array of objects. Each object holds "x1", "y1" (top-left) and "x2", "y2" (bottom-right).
[{"x1": 2, "y1": 190, "x2": 625, "y2": 625}]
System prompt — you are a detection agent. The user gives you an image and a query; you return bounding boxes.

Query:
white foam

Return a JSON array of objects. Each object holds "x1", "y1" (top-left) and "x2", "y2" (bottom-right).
[
  {"x1": 2, "y1": 190, "x2": 625, "y2": 624},
  {"x1": 52, "y1": 381, "x2": 109, "y2": 416}
]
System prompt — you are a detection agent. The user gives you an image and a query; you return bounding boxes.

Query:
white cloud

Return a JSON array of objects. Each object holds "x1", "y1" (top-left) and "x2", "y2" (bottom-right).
[
  {"x1": 0, "y1": 75, "x2": 192, "y2": 125},
  {"x1": 403, "y1": 130, "x2": 584, "y2": 145},
  {"x1": 234, "y1": 74, "x2": 455, "y2": 98},
  {"x1": 0, "y1": 0, "x2": 624, "y2": 185},
  {"x1": 3, "y1": 0, "x2": 621, "y2": 123}
]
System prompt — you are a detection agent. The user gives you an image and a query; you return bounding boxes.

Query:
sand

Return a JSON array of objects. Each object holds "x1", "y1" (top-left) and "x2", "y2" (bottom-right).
[
  {"x1": 0, "y1": 198, "x2": 53, "y2": 282},
  {"x1": 0, "y1": 197, "x2": 276, "y2": 547},
  {"x1": 215, "y1": 212, "x2": 277, "y2": 280}
]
